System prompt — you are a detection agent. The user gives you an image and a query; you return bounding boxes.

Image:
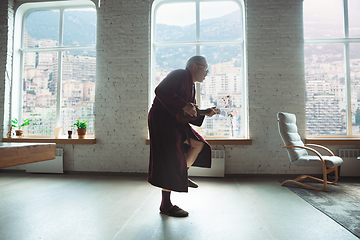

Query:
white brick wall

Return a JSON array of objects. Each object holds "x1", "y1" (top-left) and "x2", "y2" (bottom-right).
[
  {"x1": 0, "y1": 0, "x2": 336, "y2": 174},
  {"x1": 90, "y1": 0, "x2": 151, "y2": 173},
  {"x1": 0, "y1": 0, "x2": 14, "y2": 140},
  {"x1": 236, "y1": 0, "x2": 308, "y2": 174}
]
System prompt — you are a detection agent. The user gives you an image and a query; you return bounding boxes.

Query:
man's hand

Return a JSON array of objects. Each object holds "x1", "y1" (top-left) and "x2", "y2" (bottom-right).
[
  {"x1": 205, "y1": 107, "x2": 218, "y2": 117},
  {"x1": 183, "y1": 103, "x2": 197, "y2": 117}
]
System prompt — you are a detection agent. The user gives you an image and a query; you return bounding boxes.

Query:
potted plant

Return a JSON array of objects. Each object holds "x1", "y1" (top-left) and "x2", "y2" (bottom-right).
[
  {"x1": 11, "y1": 118, "x2": 30, "y2": 137},
  {"x1": 72, "y1": 120, "x2": 89, "y2": 139}
]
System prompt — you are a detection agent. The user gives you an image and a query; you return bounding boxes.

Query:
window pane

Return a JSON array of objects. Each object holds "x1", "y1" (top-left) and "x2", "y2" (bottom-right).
[
  {"x1": 305, "y1": 43, "x2": 346, "y2": 136},
  {"x1": 22, "y1": 51, "x2": 58, "y2": 135},
  {"x1": 350, "y1": 43, "x2": 360, "y2": 135},
  {"x1": 348, "y1": 0, "x2": 360, "y2": 38},
  {"x1": 24, "y1": 10, "x2": 59, "y2": 48},
  {"x1": 61, "y1": 51, "x2": 96, "y2": 136},
  {"x1": 155, "y1": 2, "x2": 196, "y2": 42},
  {"x1": 63, "y1": 8, "x2": 97, "y2": 47},
  {"x1": 303, "y1": 0, "x2": 344, "y2": 39},
  {"x1": 154, "y1": 45, "x2": 196, "y2": 84},
  {"x1": 200, "y1": 1, "x2": 242, "y2": 41},
  {"x1": 199, "y1": 45, "x2": 243, "y2": 138}
]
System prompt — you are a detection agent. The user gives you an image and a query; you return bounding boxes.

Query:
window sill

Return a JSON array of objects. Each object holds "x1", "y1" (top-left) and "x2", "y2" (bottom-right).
[
  {"x1": 145, "y1": 138, "x2": 252, "y2": 145},
  {"x1": 2, "y1": 137, "x2": 96, "y2": 145},
  {"x1": 305, "y1": 138, "x2": 360, "y2": 145}
]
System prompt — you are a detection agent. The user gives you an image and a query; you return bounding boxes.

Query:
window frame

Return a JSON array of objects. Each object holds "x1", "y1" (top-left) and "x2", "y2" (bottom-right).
[
  {"x1": 150, "y1": 0, "x2": 248, "y2": 139},
  {"x1": 304, "y1": 0, "x2": 360, "y2": 138},
  {"x1": 11, "y1": 0, "x2": 96, "y2": 137}
]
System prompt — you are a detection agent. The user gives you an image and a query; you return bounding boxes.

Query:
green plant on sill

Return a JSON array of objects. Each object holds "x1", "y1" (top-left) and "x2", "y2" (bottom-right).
[
  {"x1": 11, "y1": 118, "x2": 30, "y2": 130},
  {"x1": 72, "y1": 120, "x2": 89, "y2": 129}
]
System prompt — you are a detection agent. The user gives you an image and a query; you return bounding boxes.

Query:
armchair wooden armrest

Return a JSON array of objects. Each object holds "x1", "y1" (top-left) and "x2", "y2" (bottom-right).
[
  {"x1": 283, "y1": 145, "x2": 326, "y2": 166},
  {"x1": 305, "y1": 144, "x2": 335, "y2": 156}
]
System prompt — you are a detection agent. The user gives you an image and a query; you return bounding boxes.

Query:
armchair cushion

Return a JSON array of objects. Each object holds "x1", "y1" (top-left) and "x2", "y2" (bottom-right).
[
  {"x1": 277, "y1": 112, "x2": 308, "y2": 163},
  {"x1": 296, "y1": 155, "x2": 343, "y2": 168}
]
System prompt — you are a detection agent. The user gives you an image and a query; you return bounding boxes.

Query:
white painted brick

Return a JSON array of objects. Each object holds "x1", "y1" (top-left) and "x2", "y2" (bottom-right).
[{"x1": 0, "y1": 0, "x2": 14, "y2": 140}]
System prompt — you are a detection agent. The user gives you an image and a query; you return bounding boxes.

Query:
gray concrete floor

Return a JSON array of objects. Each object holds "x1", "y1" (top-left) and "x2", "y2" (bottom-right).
[{"x1": 0, "y1": 172, "x2": 358, "y2": 240}]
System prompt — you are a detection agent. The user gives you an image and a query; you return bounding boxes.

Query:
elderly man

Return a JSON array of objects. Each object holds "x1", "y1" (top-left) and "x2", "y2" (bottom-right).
[{"x1": 148, "y1": 56, "x2": 216, "y2": 217}]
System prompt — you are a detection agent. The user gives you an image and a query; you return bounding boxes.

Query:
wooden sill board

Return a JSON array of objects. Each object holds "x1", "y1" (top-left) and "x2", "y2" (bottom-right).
[
  {"x1": 145, "y1": 138, "x2": 252, "y2": 145},
  {"x1": 0, "y1": 142, "x2": 56, "y2": 169},
  {"x1": 305, "y1": 138, "x2": 360, "y2": 145},
  {"x1": 2, "y1": 138, "x2": 96, "y2": 145}
]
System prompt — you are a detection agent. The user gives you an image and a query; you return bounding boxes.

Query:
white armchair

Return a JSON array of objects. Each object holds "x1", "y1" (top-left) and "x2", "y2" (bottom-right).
[{"x1": 277, "y1": 112, "x2": 343, "y2": 191}]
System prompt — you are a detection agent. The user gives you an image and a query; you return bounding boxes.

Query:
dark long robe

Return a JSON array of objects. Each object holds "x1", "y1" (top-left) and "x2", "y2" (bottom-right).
[{"x1": 148, "y1": 69, "x2": 212, "y2": 192}]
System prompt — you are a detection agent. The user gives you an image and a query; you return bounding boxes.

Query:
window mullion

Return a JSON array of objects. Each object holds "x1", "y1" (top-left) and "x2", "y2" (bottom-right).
[
  {"x1": 195, "y1": 1, "x2": 200, "y2": 54},
  {"x1": 18, "y1": 53, "x2": 24, "y2": 123},
  {"x1": 194, "y1": 1, "x2": 201, "y2": 108},
  {"x1": 59, "y1": 8, "x2": 64, "y2": 47},
  {"x1": 154, "y1": 40, "x2": 243, "y2": 47},
  {"x1": 345, "y1": 42, "x2": 352, "y2": 135},
  {"x1": 56, "y1": 9, "x2": 64, "y2": 127},
  {"x1": 343, "y1": 0, "x2": 352, "y2": 135},
  {"x1": 305, "y1": 38, "x2": 360, "y2": 44},
  {"x1": 343, "y1": 0, "x2": 349, "y2": 39},
  {"x1": 21, "y1": 46, "x2": 95, "y2": 53},
  {"x1": 17, "y1": 15, "x2": 26, "y2": 123},
  {"x1": 195, "y1": 1, "x2": 201, "y2": 129}
]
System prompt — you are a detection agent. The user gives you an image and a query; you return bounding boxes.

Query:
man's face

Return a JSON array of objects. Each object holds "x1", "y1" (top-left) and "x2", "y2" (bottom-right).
[{"x1": 193, "y1": 60, "x2": 209, "y2": 83}]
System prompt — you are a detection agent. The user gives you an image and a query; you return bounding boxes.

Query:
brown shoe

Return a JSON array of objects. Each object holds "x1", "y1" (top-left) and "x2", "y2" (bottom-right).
[{"x1": 160, "y1": 205, "x2": 189, "y2": 217}]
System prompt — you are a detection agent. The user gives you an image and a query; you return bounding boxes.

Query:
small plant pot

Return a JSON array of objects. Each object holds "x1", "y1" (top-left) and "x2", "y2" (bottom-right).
[
  {"x1": 77, "y1": 129, "x2": 86, "y2": 139},
  {"x1": 15, "y1": 130, "x2": 23, "y2": 138}
]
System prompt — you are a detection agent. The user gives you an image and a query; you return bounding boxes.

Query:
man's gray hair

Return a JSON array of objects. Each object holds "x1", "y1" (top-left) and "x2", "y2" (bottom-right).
[{"x1": 185, "y1": 55, "x2": 206, "y2": 69}]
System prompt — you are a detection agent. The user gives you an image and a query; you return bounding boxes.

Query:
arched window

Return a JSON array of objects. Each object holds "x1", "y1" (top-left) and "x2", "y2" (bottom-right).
[
  {"x1": 12, "y1": 1, "x2": 96, "y2": 136},
  {"x1": 304, "y1": 0, "x2": 360, "y2": 137},
  {"x1": 150, "y1": 0, "x2": 247, "y2": 139}
]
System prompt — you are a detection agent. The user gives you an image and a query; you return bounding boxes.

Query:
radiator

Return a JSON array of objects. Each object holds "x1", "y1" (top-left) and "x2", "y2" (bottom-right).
[
  {"x1": 26, "y1": 148, "x2": 64, "y2": 173},
  {"x1": 188, "y1": 150, "x2": 225, "y2": 177},
  {"x1": 338, "y1": 149, "x2": 360, "y2": 177}
]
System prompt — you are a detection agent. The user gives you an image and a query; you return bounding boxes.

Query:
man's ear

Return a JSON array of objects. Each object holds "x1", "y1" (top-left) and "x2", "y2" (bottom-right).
[{"x1": 191, "y1": 62, "x2": 197, "y2": 70}]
